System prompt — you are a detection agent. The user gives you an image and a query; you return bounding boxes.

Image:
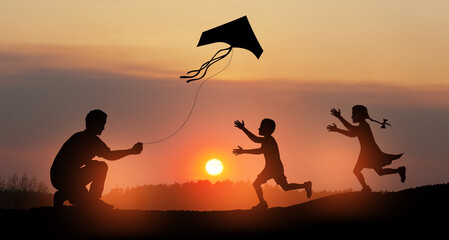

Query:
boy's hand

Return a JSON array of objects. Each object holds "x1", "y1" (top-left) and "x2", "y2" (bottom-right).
[
  {"x1": 327, "y1": 123, "x2": 338, "y2": 132},
  {"x1": 233, "y1": 146, "x2": 243, "y2": 155},
  {"x1": 330, "y1": 108, "x2": 341, "y2": 118},
  {"x1": 234, "y1": 120, "x2": 245, "y2": 130},
  {"x1": 131, "y1": 142, "x2": 143, "y2": 154}
]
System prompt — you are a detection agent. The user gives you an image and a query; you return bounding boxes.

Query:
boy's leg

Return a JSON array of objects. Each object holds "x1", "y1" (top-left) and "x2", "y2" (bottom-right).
[
  {"x1": 277, "y1": 176, "x2": 312, "y2": 198},
  {"x1": 253, "y1": 178, "x2": 266, "y2": 204},
  {"x1": 252, "y1": 173, "x2": 270, "y2": 209}
]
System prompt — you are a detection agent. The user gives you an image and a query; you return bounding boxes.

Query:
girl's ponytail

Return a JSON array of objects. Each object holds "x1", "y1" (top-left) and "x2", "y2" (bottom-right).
[{"x1": 368, "y1": 117, "x2": 391, "y2": 129}]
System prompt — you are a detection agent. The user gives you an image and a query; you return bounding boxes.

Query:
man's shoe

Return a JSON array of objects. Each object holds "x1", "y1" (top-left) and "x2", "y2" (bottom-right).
[{"x1": 53, "y1": 191, "x2": 67, "y2": 207}]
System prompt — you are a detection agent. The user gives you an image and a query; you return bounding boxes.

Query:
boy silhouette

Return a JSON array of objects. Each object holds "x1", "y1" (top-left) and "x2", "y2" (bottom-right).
[
  {"x1": 233, "y1": 119, "x2": 312, "y2": 210},
  {"x1": 327, "y1": 106, "x2": 406, "y2": 192},
  {"x1": 50, "y1": 109, "x2": 143, "y2": 209}
]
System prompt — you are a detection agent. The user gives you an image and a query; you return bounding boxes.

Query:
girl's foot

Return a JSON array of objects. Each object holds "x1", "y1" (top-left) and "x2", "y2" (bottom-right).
[
  {"x1": 399, "y1": 166, "x2": 406, "y2": 183},
  {"x1": 251, "y1": 201, "x2": 268, "y2": 210}
]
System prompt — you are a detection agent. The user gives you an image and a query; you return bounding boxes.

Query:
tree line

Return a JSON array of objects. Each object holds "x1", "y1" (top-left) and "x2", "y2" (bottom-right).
[
  {"x1": 0, "y1": 174, "x2": 52, "y2": 209},
  {"x1": 103, "y1": 180, "x2": 352, "y2": 211}
]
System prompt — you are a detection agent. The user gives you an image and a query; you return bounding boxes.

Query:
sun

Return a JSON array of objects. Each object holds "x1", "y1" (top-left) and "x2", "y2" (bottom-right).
[{"x1": 205, "y1": 159, "x2": 223, "y2": 176}]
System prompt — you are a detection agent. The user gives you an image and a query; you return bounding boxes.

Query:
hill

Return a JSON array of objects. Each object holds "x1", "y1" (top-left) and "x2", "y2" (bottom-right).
[{"x1": 2, "y1": 183, "x2": 448, "y2": 239}]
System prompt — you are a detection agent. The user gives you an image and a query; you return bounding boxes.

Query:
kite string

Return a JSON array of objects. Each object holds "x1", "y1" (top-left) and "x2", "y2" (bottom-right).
[{"x1": 143, "y1": 48, "x2": 233, "y2": 145}]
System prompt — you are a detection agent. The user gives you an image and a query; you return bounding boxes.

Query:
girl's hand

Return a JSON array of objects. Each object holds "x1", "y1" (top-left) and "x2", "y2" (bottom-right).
[
  {"x1": 327, "y1": 123, "x2": 338, "y2": 132},
  {"x1": 330, "y1": 108, "x2": 341, "y2": 118},
  {"x1": 234, "y1": 120, "x2": 245, "y2": 130}
]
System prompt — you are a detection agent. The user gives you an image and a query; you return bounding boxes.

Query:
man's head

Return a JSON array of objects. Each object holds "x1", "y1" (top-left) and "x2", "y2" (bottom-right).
[
  {"x1": 259, "y1": 118, "x2": 276, "y2": 136},
  {"x1": 85, "y1": 109, "x2": 107, "y2": 135}
]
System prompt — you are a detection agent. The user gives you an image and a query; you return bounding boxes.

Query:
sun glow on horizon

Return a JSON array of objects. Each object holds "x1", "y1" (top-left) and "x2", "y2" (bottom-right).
[{"x1": 205, "y1": 159, "x2": 224, "y2": 176}]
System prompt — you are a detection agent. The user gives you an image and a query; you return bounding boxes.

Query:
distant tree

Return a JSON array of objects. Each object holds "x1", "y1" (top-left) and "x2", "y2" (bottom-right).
[
  {"x1": 102, "y1": 180, "x2": 352, "y2": 211},
  {"x1": 0, "y1": 174, "x2": 51, "y2": 209}
]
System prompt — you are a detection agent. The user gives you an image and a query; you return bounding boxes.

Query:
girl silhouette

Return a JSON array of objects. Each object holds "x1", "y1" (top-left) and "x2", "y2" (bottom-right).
[{"x1": 327, "y1": 105, "x2": 406, "y2": 192}]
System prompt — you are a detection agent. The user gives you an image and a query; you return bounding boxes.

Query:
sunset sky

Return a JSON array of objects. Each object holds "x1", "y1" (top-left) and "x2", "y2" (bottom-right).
[{"x1": 1, "y1": 1, "x2": 448, "y2": 194}]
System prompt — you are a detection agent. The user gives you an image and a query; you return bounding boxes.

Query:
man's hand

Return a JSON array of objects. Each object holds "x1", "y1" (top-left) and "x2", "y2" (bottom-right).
[
  {"x1": 232, "y1": 146, "x2": 243, "y2": 155},
  {"x1": 327, "y1": 123, "x2": 338, "y2": 132},
  {"x1": 234, "y1": 120, "x2": 245, "y2": 130},
  {"x1": 330, "y1": 108, "x2": 341, "y2": 118},
  {"x1": 131, "y1": 142, "x2": 143, "y2": 154}
]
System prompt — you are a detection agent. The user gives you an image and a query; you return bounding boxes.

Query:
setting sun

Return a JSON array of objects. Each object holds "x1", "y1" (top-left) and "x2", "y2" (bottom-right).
[{"x1": 205, "y1": 159, "x2": 224, "y2": 176}]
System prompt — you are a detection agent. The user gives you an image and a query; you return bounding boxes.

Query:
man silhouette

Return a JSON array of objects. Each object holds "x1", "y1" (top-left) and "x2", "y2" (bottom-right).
[
  {"x1": 50, "y1": 109, "x2": 143, "y2": 209},
  {"x1": 233, "y1": 119, "x2": 312, "y2": 210}
]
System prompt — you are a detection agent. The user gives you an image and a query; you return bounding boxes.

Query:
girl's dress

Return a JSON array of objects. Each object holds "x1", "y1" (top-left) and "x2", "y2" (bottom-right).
[{"x1": 353, "y1": 122, "x2": 403, "y2": 169}]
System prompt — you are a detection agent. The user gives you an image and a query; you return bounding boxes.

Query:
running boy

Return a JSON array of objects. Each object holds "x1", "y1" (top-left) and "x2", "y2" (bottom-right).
[{"x1": 233, "y1": 119, "x2": 312, "y2": 210}]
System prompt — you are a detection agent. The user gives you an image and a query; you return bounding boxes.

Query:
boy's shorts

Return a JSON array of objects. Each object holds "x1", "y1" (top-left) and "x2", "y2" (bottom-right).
[{"x1": 255, "y1": 168, "x2": 288, "y2": 186}]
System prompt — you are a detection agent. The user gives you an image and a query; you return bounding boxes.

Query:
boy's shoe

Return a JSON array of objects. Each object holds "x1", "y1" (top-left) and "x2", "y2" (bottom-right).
[
  {"x1": 53, "y1": 190, "x2": 67, "y2": 208},
  {"x1": 251, "y1": 201, "x2": 268, "y2": 210},
  {"x1": 361, "y1": 185, "x2": 372, "y2": 193},
  {"x1": 399, "y1": 166, "x2": 406, "y2": 183},
  {"x1": 304, "y1": 181, "x2": 312, "y2": 198}
]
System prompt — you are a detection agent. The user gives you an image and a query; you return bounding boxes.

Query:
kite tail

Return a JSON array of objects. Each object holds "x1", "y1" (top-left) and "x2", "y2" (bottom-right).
[
  {"x1": 143, "y1": 49, "x2": 233, "y2": 145},
  {"x1": 180, "y1": 46, "x2": 232, "y2": 83}
]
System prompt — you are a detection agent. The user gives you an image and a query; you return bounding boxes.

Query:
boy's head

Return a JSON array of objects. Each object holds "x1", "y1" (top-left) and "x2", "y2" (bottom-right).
[
  {"x1": 85, "y1": 109, "x2": 107, "y2": 135},
  {"x1": 259, "y1": 118, "x2": 276, "y2": 136}
]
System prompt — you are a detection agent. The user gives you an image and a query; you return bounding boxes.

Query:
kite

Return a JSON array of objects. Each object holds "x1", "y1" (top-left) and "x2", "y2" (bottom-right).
[
  {"x1": 144, "y1": 16, "x2": 262, "y2": 145},
  {"x1": 180, "y1": 15, "x2": 263, "y2": 83}
]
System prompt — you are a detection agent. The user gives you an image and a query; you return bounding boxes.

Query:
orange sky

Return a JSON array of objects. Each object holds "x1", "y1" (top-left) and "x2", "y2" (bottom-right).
[
  {"x1": 2, "y1": 1, "x2": 449, "y2": 85},
  {"x1": 1, "y1": 1, "x2": 448, "y2": 194}
]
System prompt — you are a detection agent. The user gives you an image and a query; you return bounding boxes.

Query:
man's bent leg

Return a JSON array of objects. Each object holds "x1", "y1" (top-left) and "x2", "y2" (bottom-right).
[{"x1": 81, "y1": 160, "x2": 108, "y2": 199}]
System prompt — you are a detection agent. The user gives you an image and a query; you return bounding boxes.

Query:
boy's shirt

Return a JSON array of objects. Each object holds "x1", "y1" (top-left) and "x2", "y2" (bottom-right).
[{"x1": 261, "y1": 136, "x2": 284, "y2": 173}]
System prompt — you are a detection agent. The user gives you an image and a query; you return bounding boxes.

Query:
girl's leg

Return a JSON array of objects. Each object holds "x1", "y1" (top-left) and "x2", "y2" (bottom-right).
[
  {"x1": 374, "y1": 167, "x2": 399, "y2": 176},
  {"x1": 375, "y1": 166, "x2": 406, "y2": 183},
  {"x1": 353, "y1": 165, "x2": 370, "y2": 191}
]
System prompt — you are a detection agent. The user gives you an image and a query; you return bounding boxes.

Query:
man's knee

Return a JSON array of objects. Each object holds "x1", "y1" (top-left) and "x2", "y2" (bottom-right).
[{"x1": 92, "y1": 160, "x2": 108, "y2": 173}]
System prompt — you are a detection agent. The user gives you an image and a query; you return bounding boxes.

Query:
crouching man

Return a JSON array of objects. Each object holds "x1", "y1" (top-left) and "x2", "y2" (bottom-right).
[{"x1": 51, "y1": 109, "x2": 143, "y2": 209}]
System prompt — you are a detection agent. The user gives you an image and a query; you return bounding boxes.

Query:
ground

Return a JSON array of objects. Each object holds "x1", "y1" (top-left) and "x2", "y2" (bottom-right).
[{"x1": 2, "y1": 183, "x2": 448, "y2": 239}]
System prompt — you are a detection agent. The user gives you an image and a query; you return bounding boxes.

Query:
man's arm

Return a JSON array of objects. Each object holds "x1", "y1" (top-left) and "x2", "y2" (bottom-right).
[
  {"x1": 234, "y1": 120, "x2": 264, "y2": 143},
  {"x1": 233, "y1": 146, "x2": 263, "y2": 155},
  {"x1": 102, "y1": 142, "x2": 143, "y2": 160}
]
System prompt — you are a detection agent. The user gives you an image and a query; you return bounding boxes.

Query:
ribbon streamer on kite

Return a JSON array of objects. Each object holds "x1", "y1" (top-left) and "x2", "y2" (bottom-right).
[{"x1": 181, "y1": 15, "x2": 263, "y2": 83}]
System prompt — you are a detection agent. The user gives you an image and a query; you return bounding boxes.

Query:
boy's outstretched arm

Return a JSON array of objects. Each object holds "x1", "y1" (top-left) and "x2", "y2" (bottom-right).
[
  {"x1": 234, "y1": 120, "x2": 263, "y2": 143},
  {"x1": 233, "y1": 146, "x2": 263, "y2": 155}
]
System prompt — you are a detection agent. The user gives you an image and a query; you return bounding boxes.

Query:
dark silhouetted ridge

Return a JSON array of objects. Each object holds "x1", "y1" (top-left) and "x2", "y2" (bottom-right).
[{"x1": 2, "y1": 183, "x2": 448, "y2": 238}]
